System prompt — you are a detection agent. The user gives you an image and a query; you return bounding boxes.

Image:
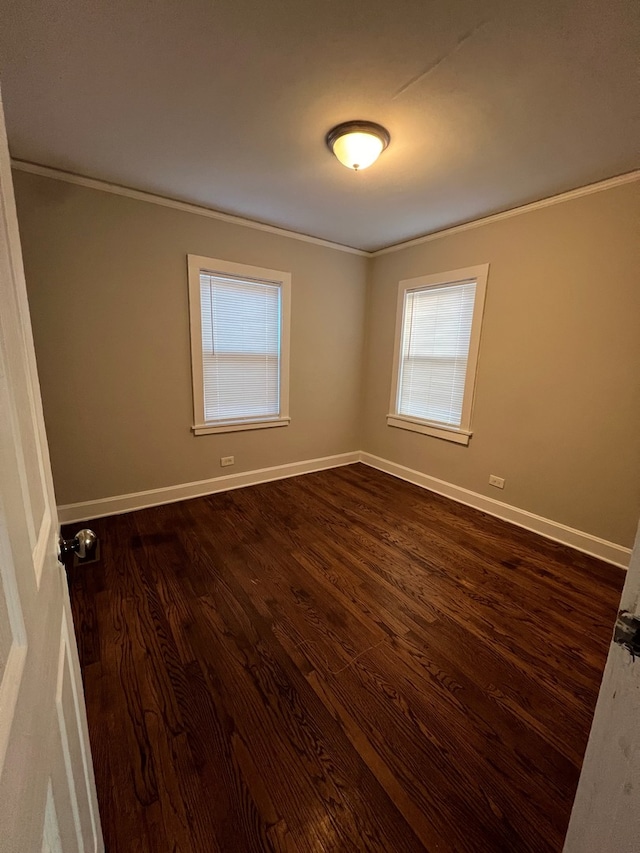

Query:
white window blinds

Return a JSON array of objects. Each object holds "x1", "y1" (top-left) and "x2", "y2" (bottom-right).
[
  {"x1": 200, "y1": 273, "x2": 281, "y2": 424},
  {"x1": 397, "y1": 280, "x2": 477, "y2": 427}
]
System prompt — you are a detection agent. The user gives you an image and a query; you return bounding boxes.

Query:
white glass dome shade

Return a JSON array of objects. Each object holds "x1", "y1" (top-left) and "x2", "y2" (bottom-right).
[{"x1": 326, "y1": 121, "x2": 390, "y2": 171}]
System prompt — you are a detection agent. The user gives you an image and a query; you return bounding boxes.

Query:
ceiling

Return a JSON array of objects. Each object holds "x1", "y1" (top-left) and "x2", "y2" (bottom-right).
[{"x1": 0, "y1": 0, "x2": 638, "y2": 252}]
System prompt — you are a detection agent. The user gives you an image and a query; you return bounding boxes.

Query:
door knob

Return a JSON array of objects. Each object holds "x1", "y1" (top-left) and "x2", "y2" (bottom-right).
[{"x1": 59, "y1": 529, "x2": 98, "y2": 560}]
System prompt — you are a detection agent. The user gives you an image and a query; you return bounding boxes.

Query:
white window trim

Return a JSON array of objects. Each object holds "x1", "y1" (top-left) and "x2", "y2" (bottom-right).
[
  {"x1": 387, "y1": 263, "x2": 489, "y2": 446},
  {"x1": 187, "y1": 254, "x2": 291, "y2": 435}
]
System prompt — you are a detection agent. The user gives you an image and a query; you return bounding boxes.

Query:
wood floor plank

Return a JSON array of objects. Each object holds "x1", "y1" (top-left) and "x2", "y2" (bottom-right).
[
  {"x1": 286, "y1": 474, "x2": 604, "y2": 712},
  {"x1": 179, "y1": 503, "x2": 425, "y2": 852},
  {"x1": 65, "y1": 463, "x2": 623, "y2": 852}
]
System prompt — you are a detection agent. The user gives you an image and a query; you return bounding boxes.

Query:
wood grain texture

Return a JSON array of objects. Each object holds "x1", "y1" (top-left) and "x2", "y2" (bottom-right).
[{"x1": 65, "y1": 463, "x2": 624, "y2": 852}]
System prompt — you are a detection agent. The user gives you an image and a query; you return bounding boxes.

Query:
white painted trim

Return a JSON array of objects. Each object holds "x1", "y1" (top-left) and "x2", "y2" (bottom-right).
[
  {"x1": 57, "y1": 452, "x2": 361, "y2": 523},
  {"x1": 0, "y1": 642, "x2": 27, "y2": 774},
  {"x1": 388, "y1": 264, "x2": 489, "y2": 441},
  {"x1": 0, "y1": 489, "x2": 28, "y2": 775},
  {"x1": 360, "y1": 452, "x2": 632, "y2": 569},
  {"x1": 0, "y1": 494, "x2": 27, "y2": 649},
  {"x1": 42, "y1": 778, "x2": 63, "y2": 853},
  {"x1": 57, "y1": 610, "x2": 99, "y2": 853},
  {"x1": 193, "y1": 417, "x2": 290, "y2": 435},
  {"x1": 10, "y1": 160, "x2": 368, "y2": 256},
  {"x1": 187, "y1": 254, "x2": 291, "y2": 434},
  {"x1": 58, "y1": 449, "x2": 631, "y2": 568},
  {"x1": 55, "y1": 617, "x2": 84, "y2": 853},
  {"x1": 371, "y1": 170, "x2": 640, "y2": 256},
  {"x1": 12, "y1": 161, "x2": 639, "y2": 259},
  {"x1": 386, "y1": 415, "x2": 472, "y2": 444},
  {"x1": 31, "y1": 507, "x2": 51, "y2": 588}
]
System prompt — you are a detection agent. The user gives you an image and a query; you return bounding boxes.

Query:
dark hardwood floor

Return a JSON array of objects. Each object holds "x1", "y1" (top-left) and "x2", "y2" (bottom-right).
[{"x1": 65, "y1": 463, "x2": 624, "y2": 853}]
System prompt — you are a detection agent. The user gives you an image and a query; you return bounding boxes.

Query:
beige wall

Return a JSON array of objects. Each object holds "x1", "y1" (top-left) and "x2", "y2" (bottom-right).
[
  {"x1": 13, "y1": 170, "x2": 640, "y2": 549},
  {"x1": 13, "y1": 171, "x2": 367, "y2": 505},
  {"x1": 362, "y1": 182, "x2": 640, "y2": 547}
]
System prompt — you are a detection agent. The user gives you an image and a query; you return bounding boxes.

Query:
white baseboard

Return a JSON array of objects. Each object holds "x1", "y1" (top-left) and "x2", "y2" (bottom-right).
[
  {"x1": 360, "y1": 452, "x2": 631, "y2": 570},
  {"x1": 57, "y1": 452, "x2": 360, "y2": 524},
  {"x1": 57, "y1": 449, "x2": 632, "y2": 569}
]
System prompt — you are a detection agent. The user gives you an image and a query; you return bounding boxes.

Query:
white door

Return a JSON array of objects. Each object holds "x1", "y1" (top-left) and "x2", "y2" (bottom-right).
[
  {"x1": 564, "y1": 522, "x2": 640, "y2": 851},
  {"x1": 0, "y1": 87, "x2": 103, "y2": 853}
]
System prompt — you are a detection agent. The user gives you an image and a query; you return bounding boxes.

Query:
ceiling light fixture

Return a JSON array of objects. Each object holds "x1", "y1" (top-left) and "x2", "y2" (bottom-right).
[{"x1": 326, "y1": 121, "x2": 390, "y2": 171}]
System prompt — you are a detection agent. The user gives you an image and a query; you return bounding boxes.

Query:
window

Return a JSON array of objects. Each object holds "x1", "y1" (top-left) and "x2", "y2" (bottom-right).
[
  {"x1": 188, "y1": 255, "x2": 291, "y2": 435},
  {"x1": 387, "y1": 264, "x2": 488, "y2": 445}
]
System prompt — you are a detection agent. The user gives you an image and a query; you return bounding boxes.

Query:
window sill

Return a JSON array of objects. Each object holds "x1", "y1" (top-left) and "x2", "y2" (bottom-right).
[
  {"x1": 193, "y1": 417, "x2": 290, "y2": 436},
  {"x1": 386, "y1": 415, "x2": 471, "y2": 445}
]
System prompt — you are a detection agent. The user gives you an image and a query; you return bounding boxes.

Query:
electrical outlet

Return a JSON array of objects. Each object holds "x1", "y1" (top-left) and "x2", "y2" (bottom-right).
[
  {"x1": 220, "y1": 456, "x2": 235, "y2": 467},
  {"x1": 489, "y1": 474, "x2": 505, "y2": 489}
]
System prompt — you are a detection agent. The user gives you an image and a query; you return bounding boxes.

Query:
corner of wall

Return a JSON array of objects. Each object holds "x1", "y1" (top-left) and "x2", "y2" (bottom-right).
[{"x1": 357, "y1": 255, "x2": 376, "y2": 452}]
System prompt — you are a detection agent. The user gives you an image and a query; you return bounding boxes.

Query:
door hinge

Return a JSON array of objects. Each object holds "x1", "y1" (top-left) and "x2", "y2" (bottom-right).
[{"x1": 613, "y1": 611, "x2": 640, "y2": 658}]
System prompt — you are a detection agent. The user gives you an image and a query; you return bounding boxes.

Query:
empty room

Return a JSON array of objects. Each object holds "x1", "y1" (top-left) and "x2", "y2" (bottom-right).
[{"x1": 0, "y1": 0, "x2": 639, "y2": 851}]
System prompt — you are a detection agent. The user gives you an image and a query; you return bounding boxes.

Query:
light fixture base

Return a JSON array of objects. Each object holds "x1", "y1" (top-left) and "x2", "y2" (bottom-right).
[{"x1": 326, "y1": 121, "x2": 390, "y2": 152}]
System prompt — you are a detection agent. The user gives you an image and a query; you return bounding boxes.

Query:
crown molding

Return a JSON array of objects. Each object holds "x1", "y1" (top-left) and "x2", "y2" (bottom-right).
[
  {"x1": 12, "y1": 159, "x2": 640, "y2": 259},
  {"x1": 370, "y1": 170, "x2": 640, "y2": 256},
  {"x1": 10, "y1": 159, "x2": 369, "y2": 257}
]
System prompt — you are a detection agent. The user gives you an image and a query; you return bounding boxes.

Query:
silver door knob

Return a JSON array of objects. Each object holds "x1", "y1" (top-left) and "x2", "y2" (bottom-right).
[{"x1": 59, "y1": 529, "x2": 97, "y2": 560}]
